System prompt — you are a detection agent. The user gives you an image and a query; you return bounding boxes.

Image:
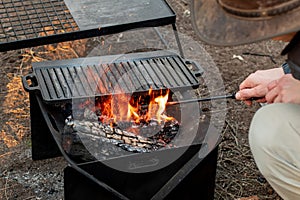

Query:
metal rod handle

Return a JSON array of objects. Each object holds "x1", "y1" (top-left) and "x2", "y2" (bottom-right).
[{"x1": 167, "y1": 93, "x2": 262, "y2": 105}]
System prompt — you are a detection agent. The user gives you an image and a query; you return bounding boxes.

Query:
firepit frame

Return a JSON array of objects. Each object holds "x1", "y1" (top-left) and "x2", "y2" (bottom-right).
[{"x1": 30, "y1": 92, "x2": 219, "y2": 200}]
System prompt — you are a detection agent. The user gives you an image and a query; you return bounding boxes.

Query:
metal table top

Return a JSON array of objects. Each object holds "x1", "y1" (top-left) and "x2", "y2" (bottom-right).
[{"x1": 0, "y1": 0, "x2": 176, "y2": 52}]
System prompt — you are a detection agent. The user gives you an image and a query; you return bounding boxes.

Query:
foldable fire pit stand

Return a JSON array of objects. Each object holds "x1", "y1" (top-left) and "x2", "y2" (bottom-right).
[{"x1": 0, "y1": 0, "x2": 220, "y2": 199}]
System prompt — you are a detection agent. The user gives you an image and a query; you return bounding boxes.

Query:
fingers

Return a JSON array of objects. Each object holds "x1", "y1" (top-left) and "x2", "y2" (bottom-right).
[
  {"x1": 265, "y1": 90, "x2": 278, "y2": 103},
  {"x1": 235, "y1": 89, "x2": 266, "y2": 106},
  {"x1": 239, "y1": 76, "x2": 255, "y2": 90},
  {"x1": 235, "y1": 89, "x2": 252, "y2": 100},
  {"x1": 235, "y1": 88, "x2": 264, "y2": 100},
  {"x1": 266, "y1": 80, "x2": 279, "y2": 103},
  {"x1": 273, "y1": 95, "x2": 282, "y2": 103},
  {"x1": 267, "y1": 79, "x2": 279, "y2": 91}
]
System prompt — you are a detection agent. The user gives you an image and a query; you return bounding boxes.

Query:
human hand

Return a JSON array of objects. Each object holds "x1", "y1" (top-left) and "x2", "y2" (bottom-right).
[
  {"x1": 266, "y1": 74, "x2": 300, "y2": 104},
  {"x1": 235, "y1": 68, "x2": 284, "y2": 106}
]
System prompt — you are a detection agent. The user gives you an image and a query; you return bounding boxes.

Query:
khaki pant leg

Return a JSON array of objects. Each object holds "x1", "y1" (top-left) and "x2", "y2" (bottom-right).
[{"x1": 249, "y1": 103, "x2": 300, "y2": 200}]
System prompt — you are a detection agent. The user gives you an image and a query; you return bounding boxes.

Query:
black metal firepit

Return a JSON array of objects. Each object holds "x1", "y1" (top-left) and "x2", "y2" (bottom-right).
[
  {"x1": 23, "y1": 50, "x2": 219, "y2": 200},
  {"x1": 31, "y1": 92, "x2": 219, "y2": 200}
]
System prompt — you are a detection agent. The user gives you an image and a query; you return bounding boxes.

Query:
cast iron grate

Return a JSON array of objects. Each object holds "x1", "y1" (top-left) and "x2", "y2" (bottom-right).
[
  {"x1": 23, "y1": 51, "x2": 202, "y2": 102},
  {"x1": 0, "y1": 0, "x2": 78, "y2": 49}
]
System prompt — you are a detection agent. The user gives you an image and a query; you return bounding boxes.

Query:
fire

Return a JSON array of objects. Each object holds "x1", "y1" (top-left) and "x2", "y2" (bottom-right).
[
  {"x1": 143, "y1": 88, "x2": 173, "y2": 124},
  {"x1": 126, "y1": 89, "x2": 174, "y2": 125},
  {"x1": 93, "y1": 88, "x2": 174, "y2": 127}
]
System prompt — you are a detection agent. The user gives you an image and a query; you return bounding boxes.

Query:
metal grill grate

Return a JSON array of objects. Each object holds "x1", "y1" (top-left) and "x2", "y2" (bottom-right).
[
  {"x1": 23, "y1": 51, "x2": 202, "y2": 102},
  {"x1": 0, "y1": 0, "x2": 78, "y2": 50},
  {"x1": 0, "y1": 0, "x2": 176, "y2": 51}
]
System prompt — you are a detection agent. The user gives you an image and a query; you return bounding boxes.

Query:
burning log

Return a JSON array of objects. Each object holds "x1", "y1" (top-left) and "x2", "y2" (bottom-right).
[
  {"x1": 63, "y1": 109, "x2": 179, "y2": 156},
  {"x1": 61, "y1": 88, "x2": 180, "y2": 160}
]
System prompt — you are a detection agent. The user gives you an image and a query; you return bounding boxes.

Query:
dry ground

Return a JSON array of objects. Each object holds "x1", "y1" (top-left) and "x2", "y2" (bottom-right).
[{"x1": 0, "y1": 0, "x2": 290, "y2": 199}]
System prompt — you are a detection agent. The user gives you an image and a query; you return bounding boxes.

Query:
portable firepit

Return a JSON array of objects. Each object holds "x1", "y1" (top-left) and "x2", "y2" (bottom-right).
[
  {"x1": 23, "y1": 50, "x2": 203, "y2": 155},
  {"x1": 23, "y1": 49, "x2": 219, "y2": 199}
]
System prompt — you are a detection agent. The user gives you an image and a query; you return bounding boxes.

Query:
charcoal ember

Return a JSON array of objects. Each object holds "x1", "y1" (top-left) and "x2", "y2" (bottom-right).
[
  {"x1": 94, "y1": 109, "x2": 102, "y2": 116},
  {"x1": 149, "y1": 120, "x2": 179, "y2": 144},
  {"x1": 134, "y1": 119, "x2": 162, "y2": 137}
]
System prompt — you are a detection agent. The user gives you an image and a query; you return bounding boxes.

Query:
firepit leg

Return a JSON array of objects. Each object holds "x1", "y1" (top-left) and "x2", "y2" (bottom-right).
[
  {"x1": 172, "y1": 24, "x2": 185, "y2": 58},
  {"x1": 30, "y1": 93, "x2": 61, "y2": 160}
]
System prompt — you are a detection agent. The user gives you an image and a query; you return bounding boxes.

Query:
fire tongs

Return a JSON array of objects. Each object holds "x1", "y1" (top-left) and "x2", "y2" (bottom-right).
[{"x1": 167, "y1": 93, "x2": 260, "y2": 105}]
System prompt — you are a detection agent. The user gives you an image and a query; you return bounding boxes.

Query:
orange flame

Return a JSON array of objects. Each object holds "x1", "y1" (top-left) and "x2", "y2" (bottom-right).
[{"x1": 94, "y1": 89, "x2": 174, "y2": 127}]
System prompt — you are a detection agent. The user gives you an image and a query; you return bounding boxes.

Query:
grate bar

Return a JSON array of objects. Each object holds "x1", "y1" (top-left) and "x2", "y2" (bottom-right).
[
  {"x1": 47, "y1": 68, "x2": 63, "y2": 98},
  {"x1": 141, "y1": 60, "x2": 164, "y2": 88},
  {"x1": 121, "y1": 62, "x2": 141, "y2": 91},
  {"x1": 68, "y1": 66, "x2": 86, "y2": 97},
  {"x1": 54, "y1": 67, "x2": 72, "y2": 98},
  {"x1": 40, "y1": 68, "x2": 54, "y2": 99},
  {"x1": 90, "y1": 65, "x2": 106, "y2": 94},
  {"x1": 173, "y1": 56, "x2": 198, "y2": 85},
  {"x1": 128, "y1": 61, "x2": 147, "y2": 91},
  {"x1": 79, "y1": 65, "x2": 95, "y2": 95},
  {"x1": 167, "y1": 58, "x2": 190, "y2": 85},
  {"x1": 107, "y1": 63, "x2": 131, "y2": 93},
  {"x1": 36, "y1": 69, "x2": 51, "y2": 100},
  {"x1": 89, "y1": 65, "x2": 104, "y2": 95},
  {"x1": 160, "y1": 57, "x2": 184, "y2": 87},
  {"x1": 134, "y1": 60, "x2": 158, "y2": 89},
  {"x1": 151, "y1": 58, "x2": 176, "y2": 88},
  {"x1": 60, "y1": 67, "x2": 75, "y2": 98}
]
